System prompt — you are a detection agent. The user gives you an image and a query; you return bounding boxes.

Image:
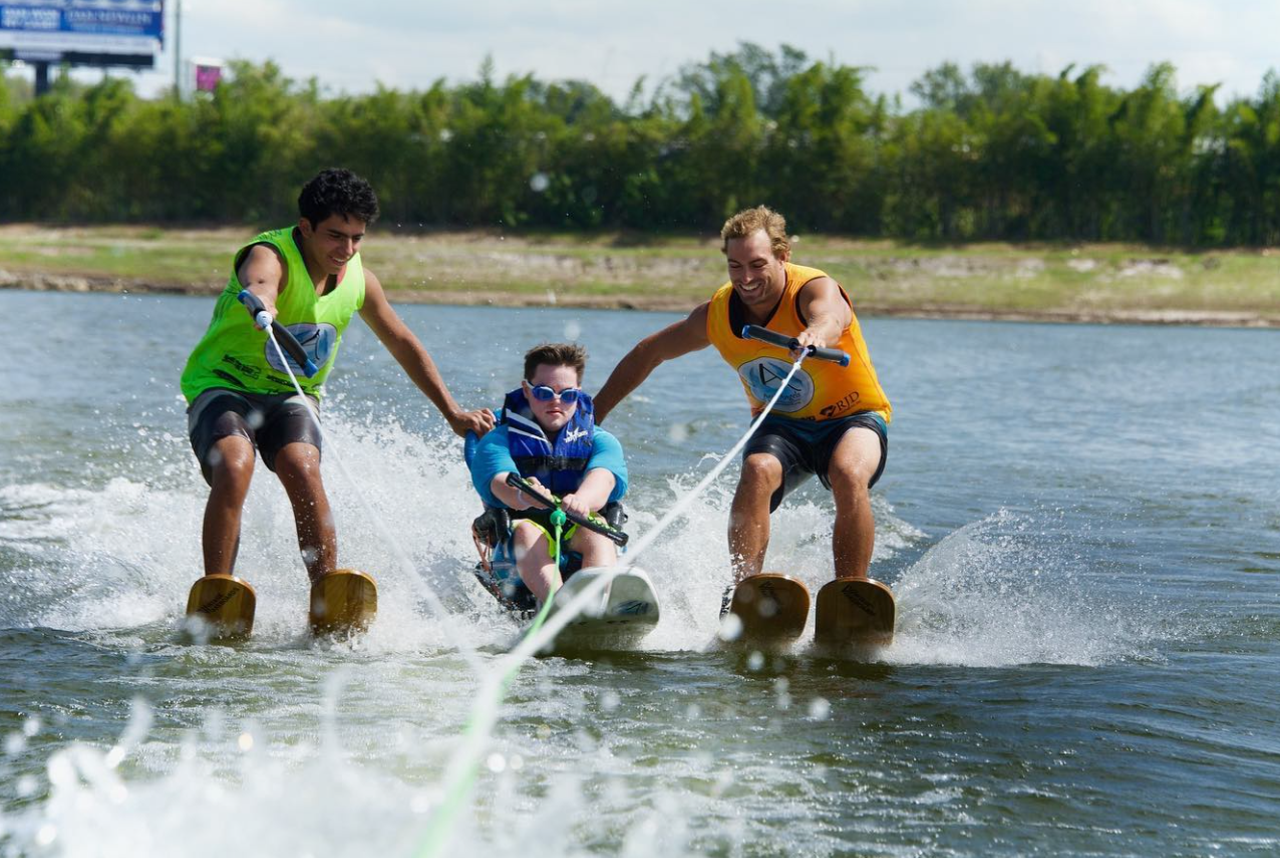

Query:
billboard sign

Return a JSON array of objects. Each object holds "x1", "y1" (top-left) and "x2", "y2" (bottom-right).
[{"x1": 0, "y1": 0, "x2": 163, "y2": 57}]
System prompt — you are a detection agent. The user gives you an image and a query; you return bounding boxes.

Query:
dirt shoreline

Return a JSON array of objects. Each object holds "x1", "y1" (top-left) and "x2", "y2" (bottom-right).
[
  {"x1": 6, "y1": 223, "x2": 1280, "y2": 327},
  {"x1": 5, "y1": 268, "x2": 1279, "y2": 328}
]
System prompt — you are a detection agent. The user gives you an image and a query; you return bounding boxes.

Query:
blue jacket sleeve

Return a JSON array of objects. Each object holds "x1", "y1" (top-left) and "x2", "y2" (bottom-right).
[
  {"x1": 470, "y1": 426, "x2": 517, "y2": 507},
  {"x1": 587, "y1": 428, "x2": 628, "y2": 502}
]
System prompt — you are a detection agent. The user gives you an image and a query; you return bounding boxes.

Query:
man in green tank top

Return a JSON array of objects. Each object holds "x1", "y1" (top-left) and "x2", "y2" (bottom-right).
[{"x1": 180, "y1": 168, "x2": 494, "y2": 595}]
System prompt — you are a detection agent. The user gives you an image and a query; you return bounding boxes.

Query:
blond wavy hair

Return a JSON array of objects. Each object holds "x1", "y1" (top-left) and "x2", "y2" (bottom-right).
[{"x1": 720, "y1": 205, "x2": 790, "y2": 258}]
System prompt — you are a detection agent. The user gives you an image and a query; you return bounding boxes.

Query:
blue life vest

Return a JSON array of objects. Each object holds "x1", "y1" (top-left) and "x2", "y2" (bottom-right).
[{"x1": 500, "y1": 387, "x2": 596, "y2": 496}]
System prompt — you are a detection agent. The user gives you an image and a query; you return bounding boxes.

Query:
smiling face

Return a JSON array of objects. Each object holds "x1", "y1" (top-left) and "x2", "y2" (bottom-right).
[
  {"x1": 725, "y1": 228, "x2": 789, "y2": 313},
  {"x1": 524, "y1": 363, "x2": 582, "y2": 435},
  {"x1": 298, "y1": 213, "x2": 366, "y2": 278}
]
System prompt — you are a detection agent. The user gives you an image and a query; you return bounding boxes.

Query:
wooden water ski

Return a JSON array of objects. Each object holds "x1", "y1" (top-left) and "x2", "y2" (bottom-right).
[
  {"x1": 310, "y1": 568, "x2": 378, "y2": 636},
  {"x1": 185, "y1": 574, "x2": 257, "y2": 640},
  {"x1": 726, "y1": 573, "x2": 810, "y2": 643},
  {"x1": 539, "y1": 567, "x2": 660, "y2": 652},
  {"x1": 815, "y1": 577, "x2": 895, "y2": 648}
]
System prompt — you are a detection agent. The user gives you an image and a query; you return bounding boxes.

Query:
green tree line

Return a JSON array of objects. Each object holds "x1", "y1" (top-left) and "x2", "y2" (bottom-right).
[{"x1": 3, "y1": 44, "x2": 1280, "y2": 245}]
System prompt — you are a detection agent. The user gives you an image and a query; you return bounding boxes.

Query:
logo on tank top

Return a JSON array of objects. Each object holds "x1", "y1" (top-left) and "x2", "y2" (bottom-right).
[
  {"x1": 265, "y1": 323, "x2": 337, "y2": 375},
  {"x1": 738, "y1": 358, "x2": 815, "y2": 413}
]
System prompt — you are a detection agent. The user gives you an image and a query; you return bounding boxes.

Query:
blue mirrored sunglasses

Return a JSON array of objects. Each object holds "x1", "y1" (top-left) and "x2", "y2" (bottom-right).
[{"x1": 528, "y1": 384, "x2": 583, "y2": 405}]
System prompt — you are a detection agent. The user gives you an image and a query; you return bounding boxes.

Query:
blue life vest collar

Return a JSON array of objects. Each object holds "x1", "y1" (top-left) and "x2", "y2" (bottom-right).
[{"x1": 501, "y1": 387, "x2": 596, "y2": 496}]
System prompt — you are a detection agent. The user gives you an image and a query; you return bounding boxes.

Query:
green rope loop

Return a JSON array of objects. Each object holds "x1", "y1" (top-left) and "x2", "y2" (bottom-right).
[{"x1": 550, "y1": 507, "x2": 566, "y2": 573}]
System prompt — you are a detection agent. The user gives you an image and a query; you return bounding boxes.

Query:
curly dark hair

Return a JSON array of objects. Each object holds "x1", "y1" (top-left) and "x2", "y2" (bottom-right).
[{"x1": 297, "y1": 168, "x2": 380, "y2": 227}]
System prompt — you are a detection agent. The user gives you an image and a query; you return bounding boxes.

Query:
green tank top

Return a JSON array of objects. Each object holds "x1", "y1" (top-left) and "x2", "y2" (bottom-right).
[{"x1": 180, "y1": 227, "x2": 366, "y2": 403}]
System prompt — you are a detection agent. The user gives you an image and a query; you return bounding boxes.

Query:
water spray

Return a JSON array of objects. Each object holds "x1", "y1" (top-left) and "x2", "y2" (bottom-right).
[{"x1": 239, "y1": 290, "x2": 485, "y2": 674}]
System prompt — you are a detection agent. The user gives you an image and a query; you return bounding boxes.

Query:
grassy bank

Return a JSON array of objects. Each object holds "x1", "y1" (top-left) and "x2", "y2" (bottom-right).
[{"x1": 3, "y1": 224, "x2": 1279, "y2": 325}]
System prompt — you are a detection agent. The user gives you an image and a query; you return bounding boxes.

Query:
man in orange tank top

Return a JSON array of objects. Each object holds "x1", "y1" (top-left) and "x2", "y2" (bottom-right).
[{"x1": 594, "y1": 206, "x2": 890, "y2": 608}]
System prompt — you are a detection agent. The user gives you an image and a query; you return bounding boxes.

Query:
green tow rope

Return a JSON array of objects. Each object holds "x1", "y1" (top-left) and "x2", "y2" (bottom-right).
[
  {"x1": 549, "y1": 508, "x2": 567, "y2": 573},
  {"x1": 413, "y1": 505, "x2": 571, "y2": 856}
]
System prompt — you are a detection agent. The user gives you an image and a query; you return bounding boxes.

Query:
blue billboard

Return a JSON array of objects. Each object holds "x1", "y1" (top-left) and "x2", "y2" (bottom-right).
[{"x1": 0, "y1": 0, "x2": 163, "y2": 57}]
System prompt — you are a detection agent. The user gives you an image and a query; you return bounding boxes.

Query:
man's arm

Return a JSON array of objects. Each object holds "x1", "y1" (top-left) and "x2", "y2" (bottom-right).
[
  {"x1": 359, "y1": 270, "x2": 495, "y2": 437},
  {"x1": 794, "y1": 277, "x2": 853, "y2": 352},
  {"x1": 593, "y1": 302, "x2": 712, "y2": 424},
  {"x1": 237, "y1": 244, "x2": 287, "y2": 315}
]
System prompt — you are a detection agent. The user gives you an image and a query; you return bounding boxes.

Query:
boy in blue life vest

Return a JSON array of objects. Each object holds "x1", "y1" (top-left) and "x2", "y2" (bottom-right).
[{"x1": 467, "y1": 343, "x2": 628, "y2": 609}]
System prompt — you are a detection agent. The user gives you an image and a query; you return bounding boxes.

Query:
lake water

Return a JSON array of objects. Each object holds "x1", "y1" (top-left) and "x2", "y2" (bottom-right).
[{"x1": 1, "y1": 290, "x2": 1277, "y2": 857}]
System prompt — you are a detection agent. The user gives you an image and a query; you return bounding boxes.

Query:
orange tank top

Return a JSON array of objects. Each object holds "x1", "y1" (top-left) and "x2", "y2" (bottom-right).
[{"x1": 705, "y1": 263, "x2": 891, "y2": 423}]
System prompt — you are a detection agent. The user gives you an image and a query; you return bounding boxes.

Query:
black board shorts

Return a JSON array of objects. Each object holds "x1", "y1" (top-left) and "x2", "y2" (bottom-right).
[
  {"x1": 187, "y1": 388, "x2": 321, "y2": 485},
  {"x1": 742, "y1": 411, "x2": 888, "y2": 512}
]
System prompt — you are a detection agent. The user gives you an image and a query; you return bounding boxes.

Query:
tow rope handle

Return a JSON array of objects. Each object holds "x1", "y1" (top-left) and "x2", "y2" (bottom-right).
[
  {"x1": 237, "y1": 289, "x2": 320, "y2": 377},
  {"x1": 504, "y1": 473, "x2": 629, "y2": 547},
  {"x1": 741, "y1": 324, "x2": 850, "y2": 366}
]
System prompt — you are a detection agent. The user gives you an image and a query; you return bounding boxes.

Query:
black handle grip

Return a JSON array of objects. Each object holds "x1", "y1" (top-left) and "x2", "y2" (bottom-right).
[
  {"x1": 504, "y1": 473, "x2": 629, "y2": 547},
  {"x1": 237, "y1": 290, "x2": 320, "y2": 377},
  {"x1": 741, "y1": 324, "x2": 850, "y2": 366}
]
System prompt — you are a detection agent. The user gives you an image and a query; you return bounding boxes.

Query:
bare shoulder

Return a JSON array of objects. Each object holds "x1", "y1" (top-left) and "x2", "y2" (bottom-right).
[
  {"x1": 236, "y1": 242, "x2": 286, "y2": 291},
  {"x1": 357, "y1": 267, "x2": 415, "y2": 341},
  {"x1": 798, "y1": 274, "x2": 843, "y2": 298},
  {"x1": 798, "y1": 274, "x2": 852, "y2": 311},
  {"x1": 243, "y1": 242, "x2": 284, "y2": 263},
  {"x1": 360, "y1": 267, "x2": 389, "y2": 308},
  {"x1": 237, "y1": 242, "x2": 285, "y2": 275},
  {"x1": 679, "y1": 300, "x2": 712, "y2": 336},
  {"x1": 680, "y1": 301, "x2": 713, "y2": 342}
]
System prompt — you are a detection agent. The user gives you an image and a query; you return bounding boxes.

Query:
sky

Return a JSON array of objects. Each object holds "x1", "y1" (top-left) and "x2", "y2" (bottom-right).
[{"x1": 13, "y1": 0, "x2": 1280, "y2": 105}]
